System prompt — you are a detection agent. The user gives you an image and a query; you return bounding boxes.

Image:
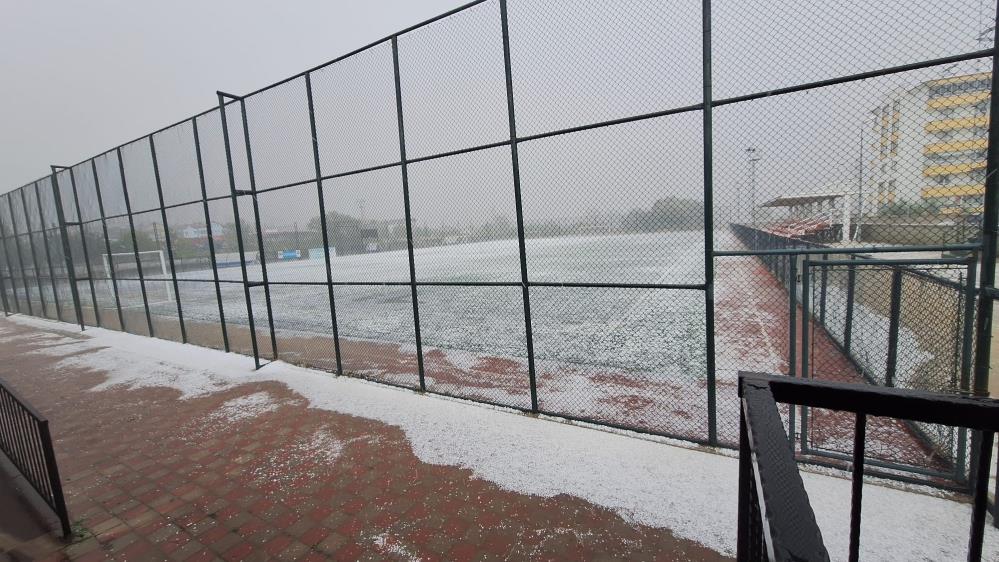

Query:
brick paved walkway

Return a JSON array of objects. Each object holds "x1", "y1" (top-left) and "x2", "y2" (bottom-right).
[{"x1": 0, "y1": 318, "x2": 728, "y2": 561}]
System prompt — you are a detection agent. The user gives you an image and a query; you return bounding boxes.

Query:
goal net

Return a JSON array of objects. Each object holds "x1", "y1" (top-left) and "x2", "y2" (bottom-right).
[{"x1": 101, "y1": 251, "x2": 174, "y2": 306}]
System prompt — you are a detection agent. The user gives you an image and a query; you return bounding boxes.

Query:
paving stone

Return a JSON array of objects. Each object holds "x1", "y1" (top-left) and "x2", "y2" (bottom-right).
[{"x1": 0, "y1": 319, "x2": 729, "y2": 561}]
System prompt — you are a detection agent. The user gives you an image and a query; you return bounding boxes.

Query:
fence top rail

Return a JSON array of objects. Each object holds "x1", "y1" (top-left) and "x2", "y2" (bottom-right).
[
  {"x1": 0, "y1": 376, "x2": 48, "y2": 423},
  {"x1": 715, "y1": 243, "x2": 982, "y2": 257},
  {"x1": 739, "y1": 372, "x2": 999, "y2": 432},
  {"x1": 803, "y1": 257, "x2": 973, "y2": 268},
  {"x1": 2, "y1": 4, "x2": 994, "y2": 197}
]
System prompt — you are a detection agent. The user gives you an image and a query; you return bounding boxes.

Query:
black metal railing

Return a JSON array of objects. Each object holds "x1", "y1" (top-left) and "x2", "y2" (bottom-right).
[
  {"x1": 0, "y1": 377, "x2": 70, "y2": 538},
  {"x1": 725, "y1": 223, "x2": 981, "y2": 485},
  {"x1": 0, "y1": 0, "x2": 996, "y2": 488},
  {"x1": 738, "y1": 372, "x2": 999, "y2": 562}
]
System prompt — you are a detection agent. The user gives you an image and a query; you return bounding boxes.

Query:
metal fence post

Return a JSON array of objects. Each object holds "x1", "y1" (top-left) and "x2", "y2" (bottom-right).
[
  {"x1": 702, "y1": 0, "x2": 717, "y2": 444},
  {"x1": 149, "y1": 136, "x2": 187, "y2": 343},
  {"x1": 788, "y1": 254, "x2": 797, "y2": 448},
  {"x1": 0, "y1": 238, "x2": 10, "y2": 315},
  {"x1": 116, "y1": 146, "x2": 155, "y2": 337},
  {"x1": 844, "y1": 257, "x2": 856, "y2": 354},
  {"x1": 305, "y1": 72, "x2": 344, "y2": 376},
  {"x1": 819, "y1": 253, "x2": 828, "y2": 326},
  {"x1": 20, "y1": 187, "x2": 49, "y2": 316},
  {"x1": 91, "y1": 159, "x2": 126, "y2": 330},
  {"x1": 972, "y1": 12, "x2": 999, "y2": 401},
  {"x1": 192, "y1": 117, "x2": 230, "y2": 352},
  {"x1": 218, "y1": 92, "x2": 261, "y2": 369},
  {"x1": 0, "y1": 196, "x2": 25, "y2": 314},
  {"x1": 49, "y1": 168, "x2": 85, "y2": 330},
  {"x1": 499, "y1": 0, "x2": 539, "y2": 412},
  {"x1": 67, "y1": 166, "x2": 101, "y2": 328},
  {"x1": 800, "y1": 260, "x2": 810, "y2": 449},
  {"x1": 33, "y1": 182, "x2": 63, "y2": 321},
  {"x1": 885, "y1": 269, "x2": 903, "y2": 388},
  {"x1": 8, "y1": 192, "x2": 35, "y2": 317},
  {"x1": 956, "y1": 258, "x2": 978, "y2": 483},
  {"x1": 391, "y1": 36, "x2": 427, "y2": 391},
  {"x1": 238, "y1": 97, "x2": 278, "y2": 360}
]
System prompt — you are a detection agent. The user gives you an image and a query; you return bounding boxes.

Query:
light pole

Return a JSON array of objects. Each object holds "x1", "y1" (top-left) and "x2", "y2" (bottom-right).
[{"x1": 746, "y1": 147, "x2": 761, "y2": 224}]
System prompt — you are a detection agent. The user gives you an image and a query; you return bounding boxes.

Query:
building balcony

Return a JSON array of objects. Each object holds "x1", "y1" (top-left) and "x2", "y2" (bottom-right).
[
  {"x1": 920, "y1": 184, "x2": 985, "y2": 198},
  {"x1": 926, "y1": 91, "x2": 989, "y2": 110},
  {"x1": 925, "y1": 115, "x2": 989, "y2": 133},
  {"x1": 923, "y1": 160, "x2": 987, "y2": 177},
  {"x1": 924, "y1": 138, "x2": 988, "y2": 155}
]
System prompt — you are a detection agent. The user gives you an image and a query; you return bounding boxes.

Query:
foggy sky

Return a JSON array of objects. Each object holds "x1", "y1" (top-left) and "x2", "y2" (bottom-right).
[
  {"x1": 1, "y1": 0, "x2": 993, "y2": 242},
  {"x1": 0, "y1": 0, "x2": 466, "y2": 191}
]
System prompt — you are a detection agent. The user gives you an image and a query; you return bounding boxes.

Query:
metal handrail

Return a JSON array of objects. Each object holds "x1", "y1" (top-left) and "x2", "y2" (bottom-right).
[
  {"x1": 737, "y1": 372, "x2": 999, "y2": 561},
  {"x1": 0, "y1": 376, "x2": 71, "y2": 538}
]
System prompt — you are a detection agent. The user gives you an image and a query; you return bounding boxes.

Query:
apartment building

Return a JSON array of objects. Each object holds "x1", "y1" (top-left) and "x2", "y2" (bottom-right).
[{"x1": 870, "y1": 70, "x2": 990, "y2": 216}]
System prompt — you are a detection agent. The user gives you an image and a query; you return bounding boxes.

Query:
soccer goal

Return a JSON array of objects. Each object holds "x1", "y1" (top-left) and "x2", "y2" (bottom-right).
[{"x1": 101, "y1": 251, "x2": 174, "y2": 306}]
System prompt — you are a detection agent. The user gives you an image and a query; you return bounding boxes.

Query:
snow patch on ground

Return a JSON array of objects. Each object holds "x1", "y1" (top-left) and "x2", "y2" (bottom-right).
[
  {"x1": 207, "y1": 392, "x2": 279, "y2": 424},
  {"x1": 8, "y1": 315, "x2": 998, "y2": 561},
  {"x1": 371, "y1": 533, "x2": 423, "y2": 562}
]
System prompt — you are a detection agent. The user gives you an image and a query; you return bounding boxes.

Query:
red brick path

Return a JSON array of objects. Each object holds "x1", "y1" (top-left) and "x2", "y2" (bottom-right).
[{"x1": 0, "y1": 318, "x2": 727, "y2": 561}]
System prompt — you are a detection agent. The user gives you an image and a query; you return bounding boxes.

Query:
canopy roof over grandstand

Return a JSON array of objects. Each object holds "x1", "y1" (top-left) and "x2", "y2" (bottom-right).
[{"x1": 760, "y1": 191, "x2": 850, "y2": 208}]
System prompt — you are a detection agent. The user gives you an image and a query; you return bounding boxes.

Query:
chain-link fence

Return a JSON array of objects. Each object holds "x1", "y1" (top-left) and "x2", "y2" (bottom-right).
[{"x1": 1, "y1": 0, "x2": 996, "y2": 487}]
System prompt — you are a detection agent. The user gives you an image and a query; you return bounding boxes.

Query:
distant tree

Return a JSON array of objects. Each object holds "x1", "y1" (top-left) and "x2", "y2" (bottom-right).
[
  {"x1": 111, "y1": 229, "x2": 156, "y2": 253},
  {"x1": 623, "y1": 197, "x2": 704, "y2": 232},
  {"x1": 877, "y1": 200, "x2": 938, "y2": 217}
]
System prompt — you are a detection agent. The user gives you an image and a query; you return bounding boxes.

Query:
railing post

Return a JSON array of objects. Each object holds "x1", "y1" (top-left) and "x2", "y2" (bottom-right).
[
  {"x1": 192, "y1": 117, "x2": 230, "y2": 352},
  {"x1": 391, "y1": 37, "x2": 427, "y2": 391},
  {"x1": 37, "y1": 420, "x2": 71, "y2": 538},
  {"x1": 305, "y1": 72, "x2": 344, "y2": 376},
  {"x1": 885, "y1": 269, "x2": 903, "y2": 388},
  {"x1": 117, "y1": 146, "x2": 155, "y2": 337},
  {"x1": 91, "y1": 159, "x2": 126, "y2": 330},
  {"x1": 969, "y1": 430, "x2": 994, "y2": 561},
  {"x1": 701, "y1": 0, "x2": 717, "y2": 444},
  {"x1": 736, "y1": 394, "x2": 751, "y2": 560},
  {"x1": 33, "y1": 182, "x2": 63, "y2": 321},
  {"x1": 149, "y1": 136, "x2": 187, "y2": 343},
  {"x1": 849, "y1": 413, "x2": 867, "y2": 562},
  {"x1": 218, "y1": 92, "x2": 261, "y2": 368},
  {"x1": 67, "y1": 166, "x2": 101, "y2": 328},
  {"x1": 499, "y1": 0, "x2": 538, "y2": 412},
  {"x1": 238, "y1": 97, "x2": 278, "y2": 360},
  {"x1": 49, "y1": 169, "x2": 85, "y2": 331}
]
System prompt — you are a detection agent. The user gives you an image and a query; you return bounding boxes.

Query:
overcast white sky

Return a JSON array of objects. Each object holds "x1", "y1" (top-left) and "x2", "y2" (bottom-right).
[
  {"x1": 0, "y1": 0, "x2": 465, "y2": 191},
  {"x1": 0, "y1": 0, "x2": 989, "y2": 233}
]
